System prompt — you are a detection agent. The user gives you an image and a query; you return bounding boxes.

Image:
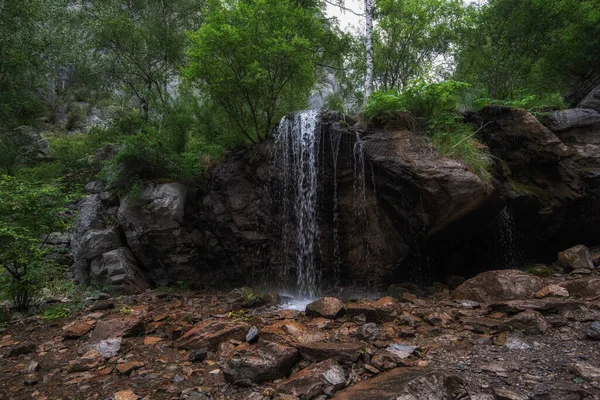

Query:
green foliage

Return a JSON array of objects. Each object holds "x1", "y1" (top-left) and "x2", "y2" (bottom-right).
[
  {"x1": 81, "y1": 0, "x2": 204, "y2": 116},
  {"x1": 429, "y1": 113, "x2": 492, "y2": 181},
  {"x1": 398, "y1": 80, "x2": 471, "y2": 119},
  {"x1": 363, "y1": 90, "x2": 407, "y2": 122},
  {"x1": 364, "y1": 81, "x2": 491, "y2": 180},
  {"x1": 374, "y1": 0, "x2": 466, "y2": 90},
  {"x1": 0, "y1": 176, "x2": 70, "y2": 310},
  {"x1": 186, "y1": 0, "x2": 338, "y2": 143},
  {"x1": 472, "y1": 93, "x2": 568, "y2": 118},
  {"x1": 454, "y1": 0, "x2": 600, "y2": 100},
  {"x1": 364, "y1": 81, "x2": 470, "y2": 121},
  {"x1": 39, "y1": 305, "x2": 72, "y2": 321}
]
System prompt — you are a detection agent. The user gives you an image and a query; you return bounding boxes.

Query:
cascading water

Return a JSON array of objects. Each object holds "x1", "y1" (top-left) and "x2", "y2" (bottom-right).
[
  {"x1": 497, "y1": 207, "x2": 522, "y2": 268},
  {"x1": 274, "y1": 110, "x2": 321, "y2": 300},
  {"x1": 329, "y1": 131, "x2": 342, "y2": 286}
]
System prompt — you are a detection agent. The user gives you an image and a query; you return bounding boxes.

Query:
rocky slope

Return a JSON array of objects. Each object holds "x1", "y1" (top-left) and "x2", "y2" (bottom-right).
[{"x1": 2, "y1": 261, "x2": 600, "y2": 399}]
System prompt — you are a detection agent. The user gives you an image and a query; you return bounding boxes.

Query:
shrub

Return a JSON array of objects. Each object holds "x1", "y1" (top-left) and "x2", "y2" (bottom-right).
[
  {"x1": 473, "y1": 93, "x2": 567, "y2": 117},
  {"x1": 363, "y1": 90, "x2": 408, "y2": 123},
  {"x1": 0, "y1": 176, "x2": 70, "y2": 310}
]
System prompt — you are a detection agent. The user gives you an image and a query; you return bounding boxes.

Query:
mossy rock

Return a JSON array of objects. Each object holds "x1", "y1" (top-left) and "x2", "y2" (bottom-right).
[
  {"x1": 527, "y1": 265, "x2": 553, "y2": 277},
  {"x1": 226, "y1": 287, "x2": 267, "y2": 309}
]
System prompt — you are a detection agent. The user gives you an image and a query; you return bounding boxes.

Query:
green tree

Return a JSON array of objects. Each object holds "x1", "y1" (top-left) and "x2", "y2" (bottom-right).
[
  {"x1": 373, "y1": 0, "x2": 465, "y2": 91},
  {"x1": 0, "y1": 176, "x2": 69, "y2": 310},
  {"x1": 0, "y1": 0, "x2": 67, "y2": 128},
  {"x1": 186, "y1": 0, "x2": 341, "y2": 143},
  {"x1": 454, "y1": 0, "x2": 600, "y2": 100},
  {"x1": 80, "y1": 0, "x2": 204, "y2": 118}
]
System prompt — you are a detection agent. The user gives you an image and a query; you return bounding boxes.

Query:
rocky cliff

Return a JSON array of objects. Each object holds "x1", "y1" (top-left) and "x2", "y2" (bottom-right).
[{"x1": 70, "y1": 102, "x2": 600, "y2": 293}]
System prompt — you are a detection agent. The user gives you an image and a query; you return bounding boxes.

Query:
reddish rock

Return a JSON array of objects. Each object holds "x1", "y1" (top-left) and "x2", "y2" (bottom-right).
[
  {"x1": 297, "y1": 342, "x2": 363, "y2": 363},
  {"x1": 500, "y1": 309, "x2": 548, "y2": 335},
  {"x1": 61, "y1": 321, "x2": 95, "y2": 339},
  {"x1": 307, "y1": 318, "x2": 335, "y2": 330},
  {"x1": 143, "y1": 336, "x2": 162, "y2": 345},
  {"x1": 90, "y1": 315, "x2": 143, "y2": 342},
  {"x1": 558, "y1": 245, "x2": 595, "y2": 272},
  {"x1": 277, "y1": 359, "x2": 346, "y2": 398},
  {"x1": 333, "y1": 368, "x2": 467, "y2": 399},
  {"x1": 371, "y1": 297, "x2": 401, "y2": 322},
  {"x1": 452, "y1": 270, "x2": 544, "y2": 303},
  {"x1": 261, "y1": 319, "x2": 325, "y2": 344},
  {"x1": 535, "y1": 285, "x2": 569, "y2": 299},
  {"x1": 114, "y1": 390, "x2": 139, "y2": 400},
  {"x1": 424, "y1": 312, "x2": 454, "y2": 328},
  {"x1": 177, "y1": 320, "x2": 250, "y2": 351},
  {"x1": 67, "y1": 350, "x2": 103, "y2": 373},
  {"x1": 305, "y1": 298, "x2": 346, "y2": 319},
  {"x1": 559, "y1": 277, "x2": 600, "y2": 298},
  {"x1": 223, "y1": 341, "x2": 300, "y2": 385},
  {"x1": 346, "y1": 303, "x2": 379, "y2": 322},
  {"x1": 116, "y1": 361, "x2": 144, "y2": 374}
]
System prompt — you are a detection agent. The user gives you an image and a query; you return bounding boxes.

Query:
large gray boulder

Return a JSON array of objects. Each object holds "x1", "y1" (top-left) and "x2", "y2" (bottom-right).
[
  {"x1": 579, "y1": 84, "x2": 600, "y2": 112},
  {"x1": 3, "y1": 126, "x2": 49, "y2": 164},
  {"x1": 90, "y1": 247, "x2": 150, "y2": 293},
  {"x1": 545, "y1": 108, "x2": 600, "y2": 132},
  {"x1": 70, "y1": 193, "x2": 146, "y2": 292},
  {"x1": 117, "y1": 183, "x2": 208, "y2": 285},
  {"x1": 72, "y1": 227, "x2": 123, "y2": 262}
]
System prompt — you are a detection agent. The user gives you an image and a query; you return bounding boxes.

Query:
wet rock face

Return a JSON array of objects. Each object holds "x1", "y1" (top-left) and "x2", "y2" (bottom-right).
[
  {"x1": 472, "y1": 106, "x2": 600, "y2": 262},
  {"x1": 70, "y1": 104, "x2": 600, "y2": 292},
  {"x1": 117, "y1": 183, "x2": 213, "y2": 286}
]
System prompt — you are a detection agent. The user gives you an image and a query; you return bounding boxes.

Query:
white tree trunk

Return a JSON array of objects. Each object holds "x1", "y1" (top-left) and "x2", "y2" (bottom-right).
[{"x1": 364, "y1": 0, "x2": 374, "y2": 105}]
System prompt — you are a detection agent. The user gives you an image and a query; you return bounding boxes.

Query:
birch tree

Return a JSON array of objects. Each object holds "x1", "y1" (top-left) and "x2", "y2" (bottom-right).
[{"x1": 363, "y1": 0, "x2": 375, "y2": 104}]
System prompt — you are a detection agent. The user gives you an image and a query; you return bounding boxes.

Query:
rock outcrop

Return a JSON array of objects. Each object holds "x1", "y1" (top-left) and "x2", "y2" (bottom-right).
[{"x1": 69, "y1": 96, "x2": 600, "y2": 292}]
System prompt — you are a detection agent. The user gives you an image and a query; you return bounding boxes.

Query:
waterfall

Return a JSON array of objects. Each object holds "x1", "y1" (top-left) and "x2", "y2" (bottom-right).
[
  {"x1": 496, "y1": 207, "x2": 522, "y2": 268},
  {"x1": 329, "y1": 131, "x2": 342, "y2": 286},
  {"x1": 274, "y1": 110, "x2": 321, "y2": 298}
]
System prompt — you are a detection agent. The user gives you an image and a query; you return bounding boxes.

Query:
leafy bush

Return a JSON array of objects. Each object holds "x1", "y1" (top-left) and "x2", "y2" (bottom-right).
[
  {"x1": 398, "y1": 80, "x2": 471, "y2": 119},
  {"x1": 39, "y1": 304, "x2": 72, "y2": 321},
  {"x1": 363, "y1": 90, "x2": 407, "y2": 122},
  {"x1": 364, "y1": 80, "x2": 471, "y2": 123},
  {"x1": 473, "y1": 93, "x2": 567, "y2": 117},
  {"x1": 0, "y1": 176, "x2": 70, "y2": 310}
]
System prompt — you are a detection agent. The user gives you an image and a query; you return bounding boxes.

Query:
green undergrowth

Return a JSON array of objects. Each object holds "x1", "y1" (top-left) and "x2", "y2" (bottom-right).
[
  {"x1": 39, "y1": 304, "x2": 73, "y2": 321},
  {"x1": 364, "y1": 81, "x2": 492, "y2": 181},
  {"x1": 472, "y1": 93, "x2": 568, "y2": 119}
]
